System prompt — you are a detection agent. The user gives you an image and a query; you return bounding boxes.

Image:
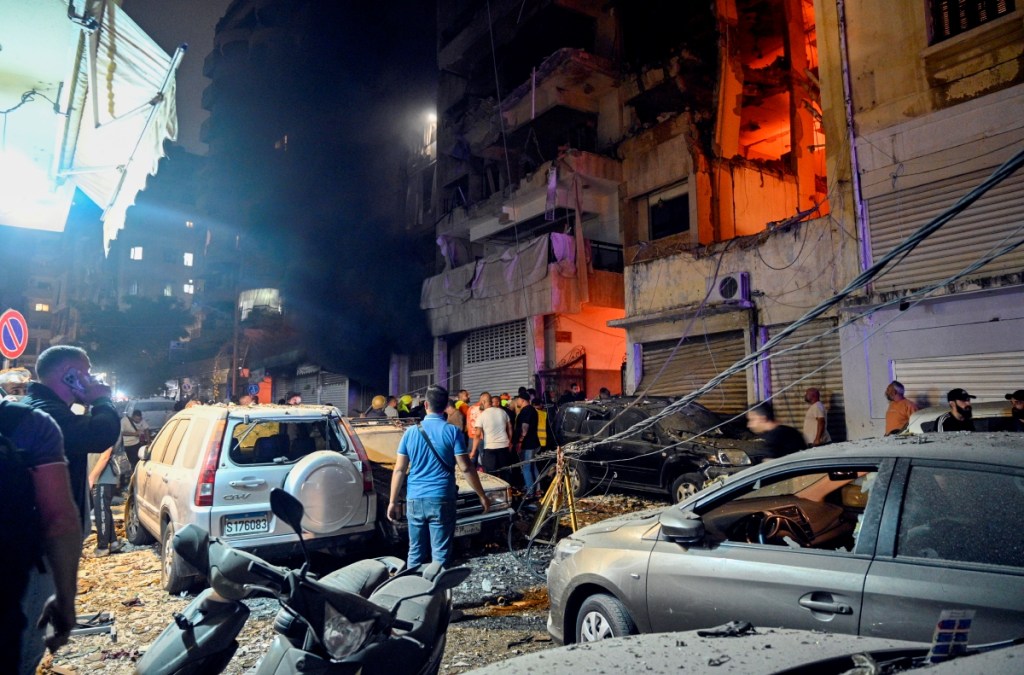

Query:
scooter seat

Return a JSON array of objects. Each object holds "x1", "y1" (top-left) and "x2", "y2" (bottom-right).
[
  {"x1": 319, "y1": 559, "x2": 392, "y2": 599},
  {"x1": 368, "y1": 575, "x2": 447, "y2": 644}
]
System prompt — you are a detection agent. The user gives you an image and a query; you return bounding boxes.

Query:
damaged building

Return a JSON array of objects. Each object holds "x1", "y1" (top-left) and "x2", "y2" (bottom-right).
[
  {"x1": 417, "y1": 0, "x2": 854, "y2": 438},
  {"x1": 413, "y1": 0, "x2": 1022, "y2": 439}
]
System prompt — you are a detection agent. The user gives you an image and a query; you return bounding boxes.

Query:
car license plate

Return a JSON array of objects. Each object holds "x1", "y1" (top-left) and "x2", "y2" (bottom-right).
[
  {"x1": 224, "y1": 512, "x2": 270, "y2": 536},
  {"x1": 455, "y1": 522, "x2": 481, "y2": 538}
]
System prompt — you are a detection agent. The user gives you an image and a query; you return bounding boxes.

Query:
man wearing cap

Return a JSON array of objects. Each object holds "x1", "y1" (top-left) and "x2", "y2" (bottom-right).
[
  {"x1": 1005, "y1": 389, "x2": 1024, "y2": 432},
  {"x1": 937, "y1": 388, "x2": 976, "y2": 432}
]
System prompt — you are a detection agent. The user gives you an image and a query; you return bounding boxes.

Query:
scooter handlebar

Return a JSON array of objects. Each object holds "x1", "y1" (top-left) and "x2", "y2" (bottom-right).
[{"x1": 206, "y1": 544, "x2": 290, "y2": 601}]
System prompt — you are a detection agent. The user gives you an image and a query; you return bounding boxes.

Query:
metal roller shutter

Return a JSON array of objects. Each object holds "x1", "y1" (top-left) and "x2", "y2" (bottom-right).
[
  {"x1": 866, "y1": 166, "x2": 1024, "y2": 292},
  {"x1": 894, "y1": 351, "x2": 1024, "y2": 407},
  {"x1": 460, "y1": 320, "x2": 531, "y2": 398},
  {"x1": 767, "y1": 319, "x2": 846, "y2": 442},
  {"x1": 320, "y1": 372, "x2": 349, "y2": 415},
  {"x1": 639, "y1": 332, "x2": 748, "y2": 413},
  {"x1": 293, "y1": 373, "x2": 319, "y2": 404}
]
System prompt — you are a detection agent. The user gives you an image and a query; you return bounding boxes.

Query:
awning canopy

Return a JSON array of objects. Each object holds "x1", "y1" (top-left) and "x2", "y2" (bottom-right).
[{"x1": 0, "y1": 0, "x2": 182, "y2": 250}]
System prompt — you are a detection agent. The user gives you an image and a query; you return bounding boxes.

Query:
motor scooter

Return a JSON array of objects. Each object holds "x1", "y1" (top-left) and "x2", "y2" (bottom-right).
[{"x1": 136, "y1": 488, "x2": 470, "y2": 675}]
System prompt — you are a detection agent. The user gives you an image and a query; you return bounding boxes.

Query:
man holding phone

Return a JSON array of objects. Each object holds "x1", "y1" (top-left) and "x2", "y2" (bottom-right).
[
  {"x1": 22, "y1": 346, "x2": 121, "y2": 533},
  {"x1": 20, "y1": 346, "x2": 120, "y2": 671}
]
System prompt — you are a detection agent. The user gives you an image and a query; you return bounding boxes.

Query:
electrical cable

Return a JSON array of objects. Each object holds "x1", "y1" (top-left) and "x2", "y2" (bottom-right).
[{"x1": 574, "y1": 219, "x2": 1024, "y2": 465}]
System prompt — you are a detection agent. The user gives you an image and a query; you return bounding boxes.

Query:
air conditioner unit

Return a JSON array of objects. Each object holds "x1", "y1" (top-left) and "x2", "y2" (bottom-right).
[{"x1": 707, "y1": 272, "x2": 751, "y2": 304}]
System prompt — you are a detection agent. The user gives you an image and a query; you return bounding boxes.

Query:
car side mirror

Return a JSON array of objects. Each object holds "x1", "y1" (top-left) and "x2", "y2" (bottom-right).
[
  {"x1": 138, "y1": 445, "x2": 150, "y2": 461},
  {"x1": 660, "y1": 508, "x2": 705, "y2": 545}
]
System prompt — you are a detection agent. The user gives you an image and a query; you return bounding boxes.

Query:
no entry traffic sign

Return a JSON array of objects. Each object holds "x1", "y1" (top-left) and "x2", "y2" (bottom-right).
[{"x1": 0, "y1": 309, "x2": 29, "y2": 360}]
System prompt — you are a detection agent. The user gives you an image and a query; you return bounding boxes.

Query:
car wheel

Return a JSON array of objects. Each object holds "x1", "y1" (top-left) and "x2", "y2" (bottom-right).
[
  {"x1": 576, "y1": 594, "x2": 637, "y2": 643},
  {"x1": 670, "y1": 472, "x2": 704, "y2": 502},
  {"x1": 161, "y1": 522, "x2": 193, "y2": 594},
  {"x1": 539, "y1": 457, "x2": 590, "y2": 499},
  {"x1": 125, "y1": 493, "x2": 154, "y2": 545},
  {"x1": 568, "y1": 459, "x2": 591, "y2": 498}
]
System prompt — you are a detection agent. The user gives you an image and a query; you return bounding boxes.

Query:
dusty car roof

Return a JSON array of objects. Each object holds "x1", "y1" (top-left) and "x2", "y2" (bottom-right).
[
  {"x1": 769, "y1": 432, "x2": 1024, "y2": 469},
  {"x1": 172, "y1": 404, "x2": 340, "y2": 419}
]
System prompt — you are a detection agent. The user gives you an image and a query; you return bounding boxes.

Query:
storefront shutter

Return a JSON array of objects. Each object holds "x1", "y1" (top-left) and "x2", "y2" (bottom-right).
[
  {"x1": 460, "y1": 319, "x2": 531, "y2": 398},
  {"x1": 767, "y1": 319, "x2": 846, "y2": 442},
  {"x1": 320, "y1": 372, "x2": 349, "y2": 415},
  {"x1": 866, "y1": 166, "x2": 1024, "y2": 292},
  {"x1": 638, "y1": 332, "x2": 748, "y2": 414},
  {"x1": 894, "y1": 351, "x2": 1024, "y2": 408}
]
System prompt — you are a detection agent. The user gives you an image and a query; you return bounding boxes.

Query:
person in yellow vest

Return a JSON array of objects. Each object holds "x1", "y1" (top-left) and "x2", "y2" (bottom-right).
[{"x1": 533, "y1": 398, "x2": 549, "y2": 450}]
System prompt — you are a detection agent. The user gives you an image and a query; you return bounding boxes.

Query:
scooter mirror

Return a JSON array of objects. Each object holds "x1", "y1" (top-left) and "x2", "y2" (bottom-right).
[
  {"x1": 173, "y1": 524, "x2": 210, "y2": 572},
  {"x1": 270, "y1": 488, "x2": 305, "y2": 533}
]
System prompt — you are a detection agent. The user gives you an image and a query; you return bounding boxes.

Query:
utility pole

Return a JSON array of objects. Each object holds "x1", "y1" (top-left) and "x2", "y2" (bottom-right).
[{"x1": 231, "y1": 294, "x2": 239, "y2": 400}]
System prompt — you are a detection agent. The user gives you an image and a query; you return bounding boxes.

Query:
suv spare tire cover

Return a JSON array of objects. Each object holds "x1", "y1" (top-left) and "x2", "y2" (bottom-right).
[{"x1": 282, "y1": 450, "x2": 362, "y2": 534}]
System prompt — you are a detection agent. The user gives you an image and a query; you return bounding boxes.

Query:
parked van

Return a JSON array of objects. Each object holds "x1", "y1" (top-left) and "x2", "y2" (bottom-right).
[{"x1": 125, "y1": 404, "x2": 377, "y2": 592}]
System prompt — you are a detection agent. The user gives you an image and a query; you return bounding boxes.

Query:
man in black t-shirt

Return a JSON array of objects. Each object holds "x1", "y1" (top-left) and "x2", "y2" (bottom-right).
[
  {"x1": 746, "y1": 401, "x2": 807, "y2": 463},
  {"x1": 513, "y1": 393, "x2": 541, "y2": 496},
  {"x1": 937, "y1": 388, "x2": 976, "y2": 432}
]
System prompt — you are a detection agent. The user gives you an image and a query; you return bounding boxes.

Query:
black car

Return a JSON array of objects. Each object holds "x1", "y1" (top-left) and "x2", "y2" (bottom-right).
[{"x1": 551, "y1": 397, "x2": 763, "y2": 501}]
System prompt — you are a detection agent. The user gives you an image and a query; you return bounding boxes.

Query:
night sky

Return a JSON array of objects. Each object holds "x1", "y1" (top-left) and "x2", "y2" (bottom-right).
[{"x1": 125, "y1": 1, "x2": 440, "y2": 386}]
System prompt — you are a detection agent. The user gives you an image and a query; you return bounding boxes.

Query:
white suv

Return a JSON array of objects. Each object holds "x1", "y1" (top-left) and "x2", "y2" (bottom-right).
[{"x1": 125, "y1": 404, "x2": 376, "y2": 592}]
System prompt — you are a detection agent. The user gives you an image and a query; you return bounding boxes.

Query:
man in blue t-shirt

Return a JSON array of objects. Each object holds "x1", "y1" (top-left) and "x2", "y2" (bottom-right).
[{"x1": 388, "y1": 385, "x2": 490, "y2": 568}]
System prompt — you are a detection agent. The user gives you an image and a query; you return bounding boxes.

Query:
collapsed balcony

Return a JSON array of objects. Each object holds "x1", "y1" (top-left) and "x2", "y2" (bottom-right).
[{"x1": 421, "y1": 233, "x2": 623, "y2": 336}]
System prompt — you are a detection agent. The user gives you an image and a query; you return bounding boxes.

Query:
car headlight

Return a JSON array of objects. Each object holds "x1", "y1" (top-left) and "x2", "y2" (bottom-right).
[
  {"x1": 552, "y1": 536, "x2": 585, "y2": 564},
  {"x1": 717, "y1": 449, "x2": 751, "y2": 466},
  {"x1": 323, "y1": 603, "x2": 376, "y2": 658},
  {"x1": 485, "y1": 487, "x2": 511, "y2": 509}
]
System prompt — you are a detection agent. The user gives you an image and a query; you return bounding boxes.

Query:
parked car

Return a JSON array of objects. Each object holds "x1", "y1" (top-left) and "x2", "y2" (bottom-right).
[
  {"x1": 546, "y1": 433, "x2": 1024, "y2": 647},
  {"x1": 470, "y1": 628, "x2": 1024, "y2": 674},
  {"x1": 904, "y1": 400, "x2": 1016, "y2": 434},
  {"x1": 552, "y1": 396, "x2": 763, "y2": 501},
  {"x1": 125, "y1": 404, "x2": 377, "y2": 592},
  {"x1": 349, "y1": 417, "x2": 514, "y2": 545},
  {"x1": 125, "y1": 397, "x2": 178, "y2": 432}
]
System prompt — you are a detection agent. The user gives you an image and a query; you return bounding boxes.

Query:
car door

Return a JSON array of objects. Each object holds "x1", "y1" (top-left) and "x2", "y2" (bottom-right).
[
  {"x1": 603, "y1": 407, "x2": 661, "y2": 486},
  {"x1": 861, "y1": 459, "x2": 1024, "y2": 643},
  {"x1": 646, "y1": 458, "x2": 891, "y2": 636},
  {"x1": 136, "y1": 419, "x2": 180, "y2": 526},
  {"x1": 147, "y1": 419, "x2": 191, "y2": 522}
]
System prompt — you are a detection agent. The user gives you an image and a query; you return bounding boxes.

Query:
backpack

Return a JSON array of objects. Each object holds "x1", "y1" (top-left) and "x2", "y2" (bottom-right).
[{"x1": 0, "y1": 402, "x2": 43, "y2": 589}]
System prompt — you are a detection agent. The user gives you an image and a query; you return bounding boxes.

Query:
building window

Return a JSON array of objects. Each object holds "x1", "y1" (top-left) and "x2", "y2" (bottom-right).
[
  {"x1": 639, "y1": 182, "x2": 691, "y2": 242},
  {"x1": 183, "y1": 252, "x2": 194, "y2": 267},
  {"x1": 185, "y1": 220, "x2": 194, "y2": 228},
  {"x1": 163, "y1": 284, "x2": 174, "y2": 297},
  {"x1": 183, "y1": 281, "x2": 195, "y2": 295},
  {"x1": 929, "y1": 0, "x2": 1015, "y2": 44},
  {"x1": 34, "y1": 303, "x2": 50, "y2": 312},
  {"x1": 129, "y1": 281, "x2": 139, "y2": 296},
  {"x1": 130, "y1": 246, "x2": 144, "y2": 260}
]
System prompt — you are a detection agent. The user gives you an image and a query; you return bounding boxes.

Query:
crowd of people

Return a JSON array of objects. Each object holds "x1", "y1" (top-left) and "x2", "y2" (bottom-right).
[{"x1": 364, "y1": 383, "x2": 588, "y2": 499}]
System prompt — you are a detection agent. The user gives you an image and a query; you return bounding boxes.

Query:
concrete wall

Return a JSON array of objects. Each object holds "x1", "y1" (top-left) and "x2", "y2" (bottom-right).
[
  {"x1": 622, "y1": 215, "x2": 857, "y2": 327},
  {"x1": 426, "y1": 265, "x2": 623, "y2": 337},
  {"x1": 841, "y1": 2, "x2": 1023, "y2": 135}
]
